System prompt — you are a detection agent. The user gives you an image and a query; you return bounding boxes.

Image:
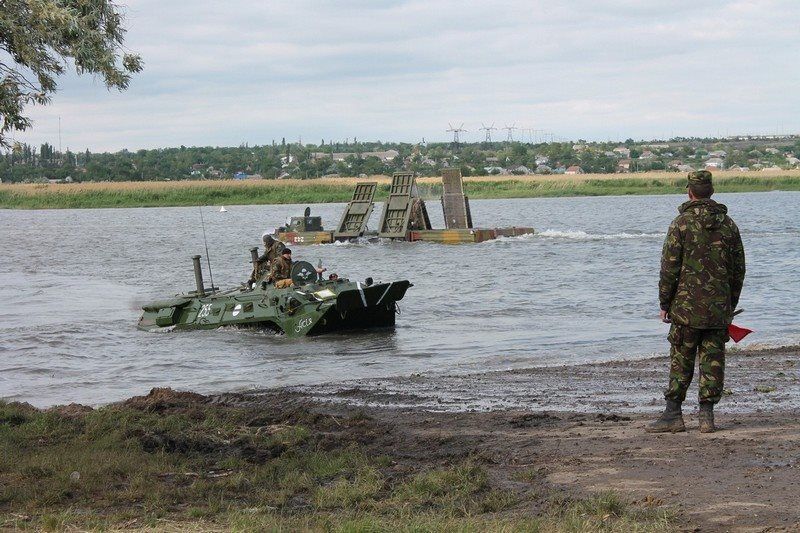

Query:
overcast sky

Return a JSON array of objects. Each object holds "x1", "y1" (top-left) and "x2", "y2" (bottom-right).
[{"x1": 12, "y1": 0, "x2": 800, "y2": 152}]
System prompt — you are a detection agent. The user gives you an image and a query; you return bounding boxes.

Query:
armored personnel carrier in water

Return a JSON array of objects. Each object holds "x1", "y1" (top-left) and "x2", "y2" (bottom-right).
[{"x1": 138, "y1": 253, "x2": 411, "y2": 337}]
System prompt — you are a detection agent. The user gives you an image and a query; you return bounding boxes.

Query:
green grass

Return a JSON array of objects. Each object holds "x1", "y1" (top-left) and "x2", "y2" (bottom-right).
[
  {"x1": 2, "y1": 174, "x2": 800, "y2": 209},
  {"x1": 458, "y1": 175, "x2": 800, "y2": 199},
  {"x1": 0, "y1": 397, "x2": 676, "y2": 531}
]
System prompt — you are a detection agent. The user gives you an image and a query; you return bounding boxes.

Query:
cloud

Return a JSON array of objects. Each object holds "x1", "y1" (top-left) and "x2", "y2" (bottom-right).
[{"x1": 13, "y1": 0, "x2": 800, "y2": 151}]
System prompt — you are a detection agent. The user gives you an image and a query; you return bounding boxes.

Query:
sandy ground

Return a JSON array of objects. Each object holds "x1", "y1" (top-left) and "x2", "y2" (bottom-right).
[{"x1": 227, "y1": 344, "x2": 800, "y2": 531}]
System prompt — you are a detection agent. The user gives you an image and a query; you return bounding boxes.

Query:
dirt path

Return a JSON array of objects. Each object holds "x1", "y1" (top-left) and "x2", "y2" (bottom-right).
[{"x1": 375, "y1": 409, "x2": 800, "y2": 532}]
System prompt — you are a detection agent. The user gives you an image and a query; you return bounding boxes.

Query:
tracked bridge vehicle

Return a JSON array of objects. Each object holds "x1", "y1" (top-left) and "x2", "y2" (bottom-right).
[{"x1": 274, "y1": 170, "x2": 534, "y2": 244}]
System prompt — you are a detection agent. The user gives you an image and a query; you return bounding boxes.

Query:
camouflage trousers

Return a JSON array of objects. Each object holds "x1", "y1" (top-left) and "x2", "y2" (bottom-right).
[{"x1": 664, "y1": 325, "x2": 728, "y2": 404}]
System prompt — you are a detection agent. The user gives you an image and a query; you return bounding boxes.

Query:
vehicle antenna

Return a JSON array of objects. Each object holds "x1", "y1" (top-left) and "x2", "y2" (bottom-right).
[{"x1": 198, "y1": 206, "x2": 215, "y2": 293}]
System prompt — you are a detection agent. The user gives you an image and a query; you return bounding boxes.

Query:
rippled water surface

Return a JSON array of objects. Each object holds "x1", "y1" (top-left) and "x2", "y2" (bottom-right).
[{"x1": 1, "y1": 192, "x2": 798, "y2": 406}]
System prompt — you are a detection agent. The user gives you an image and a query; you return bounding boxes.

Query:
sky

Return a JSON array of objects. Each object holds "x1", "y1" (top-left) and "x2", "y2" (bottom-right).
[{"x1": 12, "y1": 0, "x2": 800, "y2": 152}]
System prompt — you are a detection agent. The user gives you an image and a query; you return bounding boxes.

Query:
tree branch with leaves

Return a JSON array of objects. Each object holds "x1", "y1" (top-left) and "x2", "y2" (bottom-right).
[{"x1": 0, "y1": 0, "x2": 142, "y2": 146}]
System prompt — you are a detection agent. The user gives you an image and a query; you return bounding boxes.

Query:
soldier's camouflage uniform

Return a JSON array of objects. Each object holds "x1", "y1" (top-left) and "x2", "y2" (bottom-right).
[
  {"x1": 659, "y1": 197, "x2": 745, "y2": 404},
  {"x1": 251, "y1": 240, "x2": 285, "y2": 282},
  {"x1": 270, "y1": 255, "x2": 292, "y2": 282}
]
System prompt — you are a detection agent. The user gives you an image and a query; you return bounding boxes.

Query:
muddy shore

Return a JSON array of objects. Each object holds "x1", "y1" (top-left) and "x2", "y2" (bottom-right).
[
  {"x1": 3, "y1": 345, "x2": 798, "y2": 531},
  {"x1": 233, "y1": 344, "x2": 800, "y2": 531}
]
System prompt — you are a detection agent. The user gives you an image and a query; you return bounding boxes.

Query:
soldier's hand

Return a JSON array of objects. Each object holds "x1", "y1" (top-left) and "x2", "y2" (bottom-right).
[{"x1": 660, "y1": 310, "x2": 671, "y2": 323}]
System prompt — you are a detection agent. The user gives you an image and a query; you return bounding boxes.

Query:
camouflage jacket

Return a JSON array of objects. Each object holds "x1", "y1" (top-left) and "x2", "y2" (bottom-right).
[
  {"x1": 255, "y1": 241, "x2": 285, "y2": 276},
  {"x1": 249, "y1": 241, "x2": 286, "y2": 282},
  {"x1": 659, "y1": 199, "x2": 745, "y2": 328},
  {"x1": 270, "y1": 256, "x2": 292, "y2": 281}
]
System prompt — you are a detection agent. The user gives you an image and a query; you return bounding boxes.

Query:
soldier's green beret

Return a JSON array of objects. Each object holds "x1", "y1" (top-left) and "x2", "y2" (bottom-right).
[{"x1": 687, "y1": 170, "x2": 713, "y2": 187}]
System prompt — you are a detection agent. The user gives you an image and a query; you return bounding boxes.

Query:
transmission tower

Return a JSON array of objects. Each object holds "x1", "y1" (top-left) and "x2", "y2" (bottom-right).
[
  {"x1": 479, "y1": 123, "x2": 496, "y2": 142},
  {"x1": 503, "y1": 124, "x2": 517, "y2": 142},
  {"x1": 447, "y1": 123, "x2": 467, "y2": 144}
]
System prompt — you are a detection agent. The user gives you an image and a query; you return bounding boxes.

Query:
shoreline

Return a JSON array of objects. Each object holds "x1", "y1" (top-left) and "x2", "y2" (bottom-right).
[
  {"x1": 275, "y1": 343, "x2": 800, "y2": 414},
  {"x1": 3, "y1": 345, "x2": 798, "y2": 530},
  {"x1": 2, "y1": 171, "x2": 799, "y2": 209}
]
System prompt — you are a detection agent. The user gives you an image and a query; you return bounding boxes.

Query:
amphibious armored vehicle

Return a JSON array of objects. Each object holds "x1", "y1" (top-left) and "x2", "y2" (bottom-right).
[{"x1": 138, "y1": 255, "x2": 411, "y2": 337}]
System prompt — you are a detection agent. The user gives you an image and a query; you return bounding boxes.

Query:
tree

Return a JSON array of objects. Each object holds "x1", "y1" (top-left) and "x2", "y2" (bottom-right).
[{"x1": 0, "y1": 0, "x2": 143, "y2": 146}]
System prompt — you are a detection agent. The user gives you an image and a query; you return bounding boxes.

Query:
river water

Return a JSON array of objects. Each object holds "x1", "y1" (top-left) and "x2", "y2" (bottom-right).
[{"x1": 1, "y1": 192, "x2": 798, "y2": 407}]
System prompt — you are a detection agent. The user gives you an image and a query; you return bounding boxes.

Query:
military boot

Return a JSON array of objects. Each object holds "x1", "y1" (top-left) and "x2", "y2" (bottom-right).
[
  {"x1": 645, "y1": 400, "x2": 686, "y2": 433},
  {"x1": 698, "y1": 402, "x2": 715, "y2": 433}
]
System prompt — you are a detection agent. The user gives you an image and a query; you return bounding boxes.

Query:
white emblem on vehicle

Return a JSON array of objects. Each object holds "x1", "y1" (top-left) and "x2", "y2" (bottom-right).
[
  {"x1": 198, "y1": 303, "x2": 212, "y2": 318},
  {"x1": 232, "y1": 304, "x2": 242, "y2": 317},
  {"x1": 294, "y1": 317, "x2": 313, "y2": 332}
]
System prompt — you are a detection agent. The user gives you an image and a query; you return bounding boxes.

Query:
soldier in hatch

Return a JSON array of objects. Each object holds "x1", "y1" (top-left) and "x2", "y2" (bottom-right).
[
  {"x1": 270, "y1": 247, "x2": 293, "y2": 287},
  {"x1": 269, "y1": 248, "x2": 327, "y2": 288},
  {"x1": 249, "y1": 234, "x2": 285, "y2": 285},
  {"x1": 648, "y1": 170, "x2": 746, "y2": 434}
]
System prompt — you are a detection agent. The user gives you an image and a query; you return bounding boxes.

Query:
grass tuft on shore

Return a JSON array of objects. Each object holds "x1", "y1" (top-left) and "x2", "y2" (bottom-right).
[
  {"x1": 2, "y1": 171, "x2": 799, "y2": 209},
  {"x1": 0, "y1": 390, "x2": 674, "y2": 531}
]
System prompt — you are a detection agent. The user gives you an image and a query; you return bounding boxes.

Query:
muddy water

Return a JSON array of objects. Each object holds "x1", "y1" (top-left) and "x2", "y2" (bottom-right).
[{"x1": 1, "y1": 192, "x2": 798, "y2": 407}]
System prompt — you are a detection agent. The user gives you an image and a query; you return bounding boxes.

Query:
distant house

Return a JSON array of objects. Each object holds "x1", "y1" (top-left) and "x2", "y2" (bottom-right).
[
  {"x1": 786, "y1": 156, "x2": 800, "y2": 167},
  {"x1": 728, "y1": 165, "x2": 749, "y2": 172},
  {"x1": 483, "y1": 166, "x2": 507, "y2": 175},
  {"x1": 507, "y1": 165, "x2": 531, "y2": 174},
  {"x1": 535, "y1": 164, "x2": 552, "y2": 174},
  {"x1": 708, "y1": 150, "x2": 727, "y2": 158},
  {"x1": 565, "y1": 165, "x2": 584, "y2": 174},
  {"x1": 639, "y1": 150, "x2": 656, "y2": 160},
  {"x1": 233, "y1": 171, "x2": 248, "y2": 180},
  {"x1": 191, "y1": 163, "x2": 205, "y2": 171},
  {"x1": 572, "y1": 144, "x2": 588, "y2": 152},
  {"x1": 676, "y1": 164, "x2": 695, "y2": 173},
  {"x1": 485, "y1": 156, "x2": 500, "y2": 164},
  {"x1": 364, "y1": 149, "x2": 399, "y2": 162},
  {"x1": 705, "y1": 157, "x2": 724, "y2": 169},
  {"x1": 617, "y1": 159, "x2": 632, "y2": 172},
  {"x1": 765, "y1": 147, "x2": 779, "y2": 155},
  {"x1": 535, "y1": 155, "x2": 550, "y2": 165},
  {"x1": 613, "y1": 147, "x2": 631, "y2": 158}
]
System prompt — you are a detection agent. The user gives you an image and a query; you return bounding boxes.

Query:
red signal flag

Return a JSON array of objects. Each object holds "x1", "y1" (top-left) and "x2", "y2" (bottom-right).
[{"x1": 728, "y1": 323, "x2": 753, "y2": 343}]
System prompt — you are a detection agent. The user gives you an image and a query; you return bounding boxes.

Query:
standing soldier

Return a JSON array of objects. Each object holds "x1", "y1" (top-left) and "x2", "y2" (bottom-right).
[
  {"x1": 648, "y1": 170, "x2": 746, "y2": 433},
  {"x1": 249, "y1": 234, "x2": 285, "y2": 285}
]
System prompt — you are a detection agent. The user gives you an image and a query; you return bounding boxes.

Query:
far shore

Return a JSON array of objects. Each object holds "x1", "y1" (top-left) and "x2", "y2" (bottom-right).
[{"x1": 2, "y1": 170, "x2": 799, "y2": 209}]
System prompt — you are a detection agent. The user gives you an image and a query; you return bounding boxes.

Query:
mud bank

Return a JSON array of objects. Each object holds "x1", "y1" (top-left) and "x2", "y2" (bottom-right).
[
  {"x1": 276, "y1": 344, "x2": 800, "y2": 414},
  {"x1": 232, "y1": 344, "x2": 800, "y2": 531},
  {"x1": 2, "y1": 346, "x2": 798, "y2": 531}
]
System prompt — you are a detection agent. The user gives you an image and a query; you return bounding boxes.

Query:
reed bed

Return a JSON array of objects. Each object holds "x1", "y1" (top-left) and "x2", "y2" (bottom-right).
[{"x1": 2, "y1": 170, "x2": 799, "y2": 209}]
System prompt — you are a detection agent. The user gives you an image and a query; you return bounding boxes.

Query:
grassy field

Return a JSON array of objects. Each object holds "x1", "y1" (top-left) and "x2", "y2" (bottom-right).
[
  {"x1": 2, "y1": 170, "x2": 799, "y2": 209},
  {"x1": 0, "y1": 390, "x2": 674, "y2": 531}
]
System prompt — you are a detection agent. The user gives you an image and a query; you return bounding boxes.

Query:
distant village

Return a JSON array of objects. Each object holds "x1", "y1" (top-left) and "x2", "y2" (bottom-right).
[{"x1": 2, "y1": 134, "x2": 799, "y2": 184}]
